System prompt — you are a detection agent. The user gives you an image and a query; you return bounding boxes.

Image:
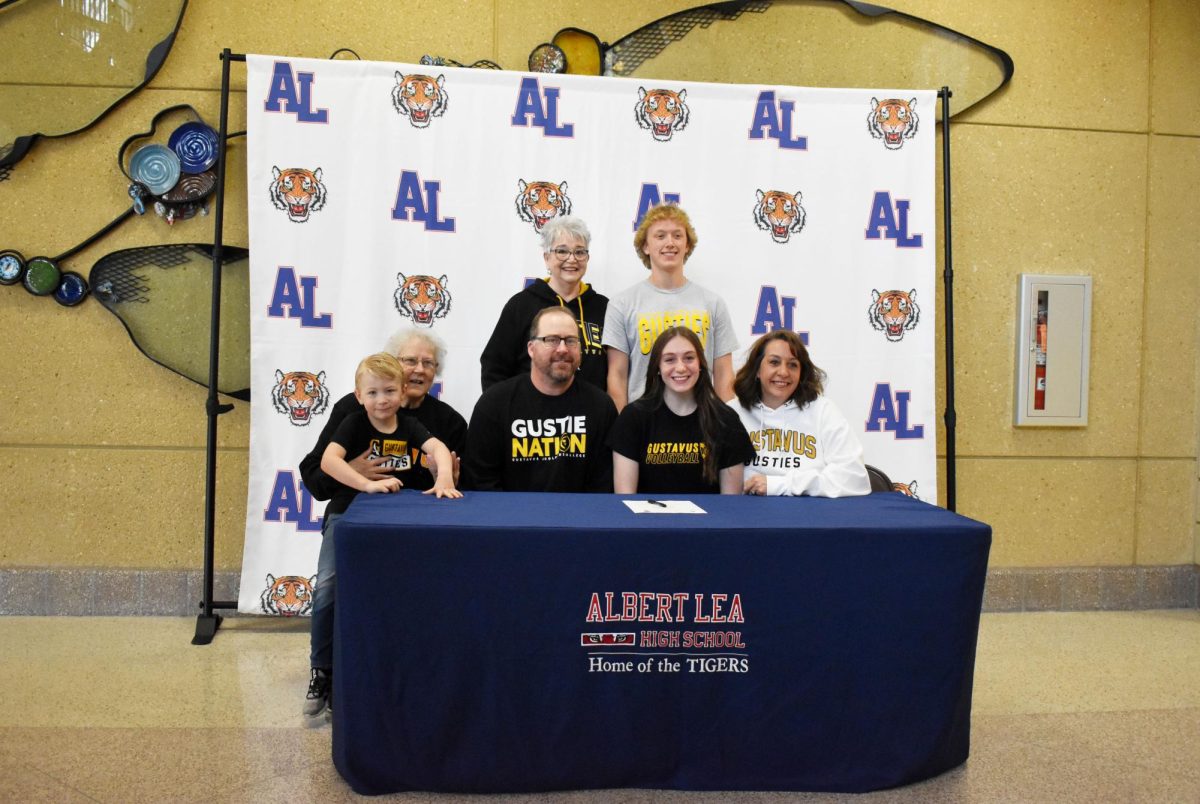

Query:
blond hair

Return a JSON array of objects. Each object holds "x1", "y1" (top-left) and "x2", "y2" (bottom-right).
[
  {"x1": 354, "y1": 352, "x2": 407, "y2": 389},
  {"x1": 633, "y1": 203, "x2": 698, "y2": 269}
]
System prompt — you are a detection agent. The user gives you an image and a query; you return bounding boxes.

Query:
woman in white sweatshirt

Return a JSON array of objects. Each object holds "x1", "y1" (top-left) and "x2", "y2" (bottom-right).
[{"x1": 730, "y1": 331, "x2": 870, "y2": 497}]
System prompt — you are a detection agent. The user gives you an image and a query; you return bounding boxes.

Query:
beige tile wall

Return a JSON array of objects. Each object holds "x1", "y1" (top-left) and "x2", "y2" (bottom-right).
[
  {"x1": 0, "y1": 0, "x2": 1195, "y2": 572},
  {"x1": 1144, "y1": 0, "x2": 1199, "y2": 569},
  {"x1": 1151, "y1": 0, "x2": 1200, "y2": 137},
  {"x1": 894, "y1": 0, "x2": 1152, "y2": 132}
]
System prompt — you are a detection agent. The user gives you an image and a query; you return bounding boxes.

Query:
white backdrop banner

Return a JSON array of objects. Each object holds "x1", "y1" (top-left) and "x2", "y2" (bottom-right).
[{"x1": 239, "y1": 54, "x2": 937, "y2": 614}]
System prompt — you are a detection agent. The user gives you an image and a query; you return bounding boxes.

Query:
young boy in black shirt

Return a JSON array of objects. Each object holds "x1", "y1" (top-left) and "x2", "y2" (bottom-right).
[{"x1": 304, "y1": 353, "x2": 461, "y2": 723}]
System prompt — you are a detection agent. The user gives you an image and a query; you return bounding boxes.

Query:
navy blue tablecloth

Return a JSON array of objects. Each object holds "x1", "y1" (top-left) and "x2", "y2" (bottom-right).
[{"x1": 332, "y1": 491, "x2": 991, "y2": 795}]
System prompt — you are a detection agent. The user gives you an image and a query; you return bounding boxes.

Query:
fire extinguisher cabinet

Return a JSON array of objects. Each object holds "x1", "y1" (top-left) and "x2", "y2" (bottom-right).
[{"x1": 1014, "y1": 274, "x2": 1092, "y2": 426}]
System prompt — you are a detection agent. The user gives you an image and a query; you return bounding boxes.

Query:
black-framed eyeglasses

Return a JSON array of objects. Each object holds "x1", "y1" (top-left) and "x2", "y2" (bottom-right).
[
  {"x1": 531, "y1": 335, "x2": 582, "y2": 348},
  {"x1": 549, "y1": 247, "x2": 590, "y2": 261}
]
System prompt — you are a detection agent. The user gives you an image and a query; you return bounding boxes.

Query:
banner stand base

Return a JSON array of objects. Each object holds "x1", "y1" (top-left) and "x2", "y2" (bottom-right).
[{"x1": 192, "y1": 612, "x2": 223, "y2": 645}]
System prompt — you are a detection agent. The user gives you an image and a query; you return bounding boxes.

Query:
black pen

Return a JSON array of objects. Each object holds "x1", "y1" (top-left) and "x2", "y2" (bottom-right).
[{"x1": 647, "y1": 500, "x2": 667, "y2": 507}]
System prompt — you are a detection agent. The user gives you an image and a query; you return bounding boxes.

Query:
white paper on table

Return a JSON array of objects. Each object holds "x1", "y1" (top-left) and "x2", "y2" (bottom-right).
[{"x1": 623, "y1": 500, "x2": 707, "y2": 514}]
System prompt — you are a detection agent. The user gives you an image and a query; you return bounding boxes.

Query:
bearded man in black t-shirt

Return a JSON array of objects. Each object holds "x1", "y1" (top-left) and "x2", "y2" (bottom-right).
[{"x1": 466, "y1": 307, "x2": 617, "y2": 492}]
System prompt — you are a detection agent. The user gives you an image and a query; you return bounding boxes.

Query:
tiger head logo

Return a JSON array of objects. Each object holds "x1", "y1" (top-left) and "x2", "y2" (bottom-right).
[
  {"x1": 392, "y1": 72, "x2": 448, "y2": 128},
  {"x1": 260, "y1": 574, "x2": 317, "y2": 617},
  {"x1": 272, "y1": 369, "x2": 330, "y2": 426},
  {"x1": 270, "y1": 167, "x2": 327, "y2": 223},
  {"x1": 754, "y1": 190, "x2": 806, "y2": 243},
  {"x1": 868, "y1": 289, "x2": 920, "y2": 342},
  {"x1": 893, "y1": 480, "x2": 919, "y2": 500},
  {"x1": 635, "y1": 87, "x2": 689, "y2": 142},
  {"x1": 868, "y1": 97, "x2": 918, "y2": 150},
  {"x1": 515, "y1": 179, "x2": 571, "y2": 232},
  {"x1": 394, "y1": 273, "x2": 451, "y2": 327}
]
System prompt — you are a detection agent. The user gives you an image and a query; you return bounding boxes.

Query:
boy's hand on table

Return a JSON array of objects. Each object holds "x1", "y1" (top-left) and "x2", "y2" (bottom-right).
[
  {"x1": 424, "y1": 483, "x2": 463, "y2": 500},
  {"x1": 365, "y1": 477, "x2": 402, "y2": 494}
]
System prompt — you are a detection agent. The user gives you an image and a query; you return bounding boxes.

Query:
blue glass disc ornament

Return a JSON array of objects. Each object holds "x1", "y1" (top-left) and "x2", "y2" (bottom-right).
[
  {"x1": 129, "y1": 144, "x2": 181, "y2": 195},
  {"x1": 168, "y1": 121, "x2": 219, "y2": 174},
  {"x1": 54, "y1": 271, "x2": 90, "y2": 306},
  {"x1": 0, "y1": 250, "x2": 25, "y2": 285}
]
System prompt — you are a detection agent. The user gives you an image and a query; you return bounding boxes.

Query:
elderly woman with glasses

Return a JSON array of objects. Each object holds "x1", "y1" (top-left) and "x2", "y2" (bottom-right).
[
  {"x1": 300, "y1": 327, "x2": 468, "y2": 497},
  {"x1": 480, "y1": 215, "x2": 609, "y2": 391}
]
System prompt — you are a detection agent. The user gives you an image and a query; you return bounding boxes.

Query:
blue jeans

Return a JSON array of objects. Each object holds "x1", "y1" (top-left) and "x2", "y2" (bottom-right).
[{"x1": 308, "y1": 512, "x2": 341, "y2": 669}]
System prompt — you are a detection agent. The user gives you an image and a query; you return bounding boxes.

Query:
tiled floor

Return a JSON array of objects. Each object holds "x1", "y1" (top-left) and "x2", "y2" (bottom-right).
[{"x1": 3, "y1": 611, "x2": 1198, "y2": 802}]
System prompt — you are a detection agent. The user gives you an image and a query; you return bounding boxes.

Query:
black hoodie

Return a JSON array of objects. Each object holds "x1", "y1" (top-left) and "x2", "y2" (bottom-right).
[{"x1": 480, "y1": 278, "x2": 609, "y2": 391}]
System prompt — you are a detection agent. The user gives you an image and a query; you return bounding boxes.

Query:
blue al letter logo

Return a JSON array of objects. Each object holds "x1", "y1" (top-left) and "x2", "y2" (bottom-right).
[
  {"x1": 632, "y1": 184, "x2": 681, "y2": 230},
  {"x1": 263, "y1": 471, "x2": 322, "y2": 532},
  {"x1": 748, "y1": 91, "x2": 807, "y2": 150},
  {"x1": 267, "y1": 267, "x2": 332, "y2": 328},
  {"x1": 865, "y1": 383, "x2": 925, "y2": 439},
  {"x1": 511, "y1": 77, "x2": 574, "y2": 137},
  {"x1": 263, "y1": 61, "x2": 329, "y2": 123},
  {"x1": 751, "y1": 286, "x2": 808, "y2": 343},
  {"x1": 391, "y1": 171, "x2": 455, "y2": 232},
  {"x1": 865, "y1": 192, "x2": 923, "y2": 247}
]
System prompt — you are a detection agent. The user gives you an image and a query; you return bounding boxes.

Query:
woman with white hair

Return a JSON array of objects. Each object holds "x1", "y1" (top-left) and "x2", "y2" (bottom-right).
[{"x1": 480, "y1": 215, "x2": 608, "y2": 391}]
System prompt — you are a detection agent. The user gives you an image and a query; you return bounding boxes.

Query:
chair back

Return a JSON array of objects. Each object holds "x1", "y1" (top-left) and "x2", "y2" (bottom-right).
[{"x1": 864, "y1": 464, "x2": 894, "y2": 493}]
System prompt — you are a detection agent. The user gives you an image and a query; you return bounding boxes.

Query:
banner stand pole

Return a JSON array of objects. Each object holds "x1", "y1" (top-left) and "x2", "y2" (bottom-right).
[
  {"x1": 938, "y1": 86, "x2": 957, "y2": 512},
  {"x1": 193, "y1": 48, "x2": 247, "y2": 645}
]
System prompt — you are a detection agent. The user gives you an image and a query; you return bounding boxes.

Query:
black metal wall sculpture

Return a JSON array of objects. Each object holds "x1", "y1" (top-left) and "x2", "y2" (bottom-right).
[
  {"x1": 0, "y1": 0, "x2": 188, "y2": 168},
  {"x1": 531, "y1": 0, "x2": 1013, "y2": 117}
]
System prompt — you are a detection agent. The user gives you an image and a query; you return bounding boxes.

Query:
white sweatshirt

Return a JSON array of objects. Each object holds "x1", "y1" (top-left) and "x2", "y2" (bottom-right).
[{"x1": 729, "y1": 396, "x2": 870, "y2": 498}]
